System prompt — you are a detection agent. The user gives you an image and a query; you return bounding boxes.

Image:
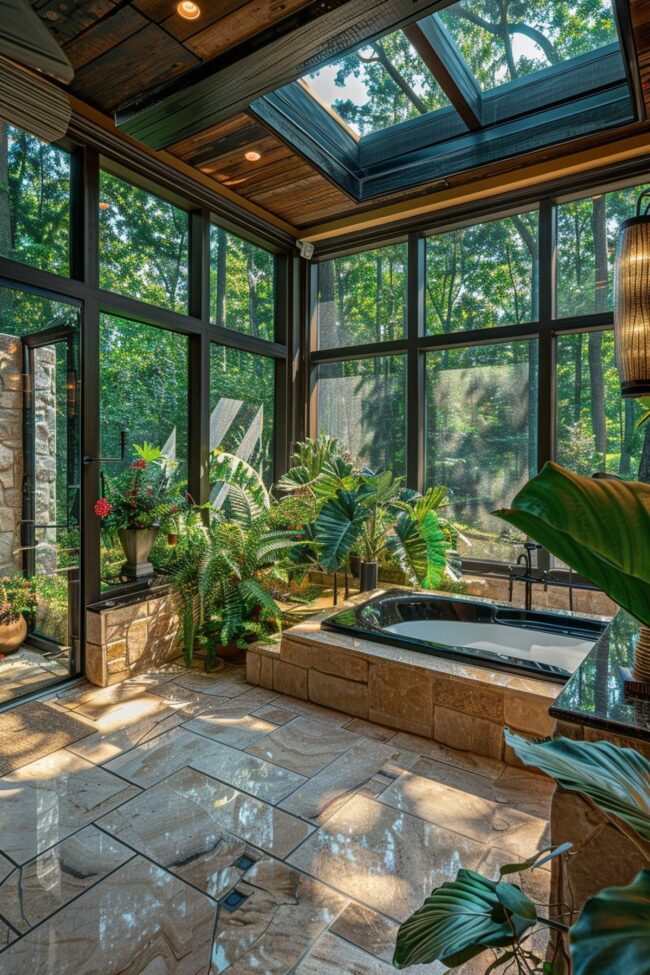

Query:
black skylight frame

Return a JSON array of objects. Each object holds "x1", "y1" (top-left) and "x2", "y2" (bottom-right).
[{"x1": 250, "y1": 3, "x2": 642, "y2": 202}]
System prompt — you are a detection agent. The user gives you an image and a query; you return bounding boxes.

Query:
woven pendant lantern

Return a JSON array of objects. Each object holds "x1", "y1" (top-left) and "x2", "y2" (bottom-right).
[{"x1": 614, "y1": 189, "x2": 650, "y2": 398}]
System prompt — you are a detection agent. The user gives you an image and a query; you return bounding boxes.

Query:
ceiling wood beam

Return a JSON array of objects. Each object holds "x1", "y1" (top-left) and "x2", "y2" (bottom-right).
[
  {"x1": 115, "y1": 0, "x2": 457, "y2": 150},
  {"x1": 404, "y1": 16, "x2": 482, "y2": 130}
]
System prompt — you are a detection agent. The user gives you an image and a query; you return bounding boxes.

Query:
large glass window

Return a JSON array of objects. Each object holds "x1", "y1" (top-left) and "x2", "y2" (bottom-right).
[
  {"x1": 210, "y1": 225, "x2": 275, "y2": 341},
  {"x1": 556, "y1": 330, "x2": 647, "y2": 478},
  {"x1": 438, "y1": 0, "x2": 617, "y2": 93},
  {"x1": 316, "y1": 355, "x2": 407, "y2": 473},
  {"x1": 0, "y1": 285, "x2": 80, "y2": 701},
  {"x1": 0, "y1": 123, "x2": 70, "y2": 275},
  {"x1": 426, "y1": 212, "x2": 539, "y2": 334},
  {"x1": 99, "y1": 315, "x2": 188, "y2": 585},
  {"x1": 425, "y1": 341, "x2": 538, "y2": 562},
  {"x1": 99, "y1": 171, "x2": 189, "y2": 313},
  {"x1": 303, "y1": 31, "x2": 450, "y2": 136},
  {"x1": 317, "y1": 243, "x2": 407, "y2": 349},
  {"x1": 209, "y1": 345, "x2": 275, "y2": 485},
  {"x1": 556, "y1": 182, "x2": 650, "y2": 319}
]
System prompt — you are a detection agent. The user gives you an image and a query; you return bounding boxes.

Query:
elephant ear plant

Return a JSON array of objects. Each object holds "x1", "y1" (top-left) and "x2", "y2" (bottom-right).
[{"x1": 394, "y1": 732, "x2": 650, "y2": 975}]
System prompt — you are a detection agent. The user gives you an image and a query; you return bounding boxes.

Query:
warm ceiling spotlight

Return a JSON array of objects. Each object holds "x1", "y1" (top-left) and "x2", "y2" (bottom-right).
[
  {"x1": 245, "y1": 150, "x2": 261, "y2": 162},
  {"x1": 177, "y1": 0, "x2": 200, "y2": 19}
]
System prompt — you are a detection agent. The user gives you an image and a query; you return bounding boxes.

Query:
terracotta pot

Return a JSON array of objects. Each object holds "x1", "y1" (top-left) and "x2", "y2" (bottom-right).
[
  {"x1": 0, "y1": 615, "x2": 27, "y2": 653},
  {"x1": 118, "y1": 527, "x2": 159, "y2": 580},
  {"x1": 167, "y1": 532, "x2": 178, "y2": 546}
]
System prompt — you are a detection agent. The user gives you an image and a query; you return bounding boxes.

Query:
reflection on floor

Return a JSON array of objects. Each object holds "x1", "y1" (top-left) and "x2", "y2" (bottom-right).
[
  {"x1": 0, "y1": 661, "x2": 554, "y2": 973},
  {"x1": 0, "y1": 646, "x2": 69, "y2": 705}
]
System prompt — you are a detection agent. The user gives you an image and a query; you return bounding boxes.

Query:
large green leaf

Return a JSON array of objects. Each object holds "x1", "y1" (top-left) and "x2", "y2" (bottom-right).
[
  {"x1": 314, "y1": 489, "x2": 367, "y2": 572},
  {"x1": 494, "y1": 462, "x2": 650, "y2": 626},
  {"x1": 393, "y1": 869, "x2": 536, "y2": 970},
  {"x1": 389, "y1": 509, "x2": 448, "y2": 589},
  {"x1": 571, "y1": 870, "x2": 650, "y2": 975},
  {"x1": 504, "y1": 732, "x2": 650, "y2": 841}
]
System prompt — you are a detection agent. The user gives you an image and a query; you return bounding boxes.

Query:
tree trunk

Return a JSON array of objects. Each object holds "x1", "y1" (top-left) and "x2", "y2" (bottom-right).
[
  {"x1": 215, "y1": 226, "x2": 226, "y2": 329},
  {"x1": 319, "y1": 259, "x2": 335, "y2": 348}
]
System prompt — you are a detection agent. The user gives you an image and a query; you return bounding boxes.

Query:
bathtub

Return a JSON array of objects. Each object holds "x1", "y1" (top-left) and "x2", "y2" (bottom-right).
[{"x1": 321, "y1": 590, "x2": 607, "y2": 682}]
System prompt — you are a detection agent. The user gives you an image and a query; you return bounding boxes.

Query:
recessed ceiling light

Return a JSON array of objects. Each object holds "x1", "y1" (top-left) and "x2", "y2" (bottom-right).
[
  {"x1": 177, "y1": 0, "x2": 200, "y2": 19},
  {"x1": 245, "y1": 151, "x2": 261, "y2": 162}
]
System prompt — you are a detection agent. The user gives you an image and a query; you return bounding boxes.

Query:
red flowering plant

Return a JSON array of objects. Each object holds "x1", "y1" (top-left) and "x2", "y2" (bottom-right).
[
  {"x1": 0, "y1": 575, "x2": 38, "y2": 625},
  {"x1": 94, "y1": 442, "x2": 184, "y2": 533}
]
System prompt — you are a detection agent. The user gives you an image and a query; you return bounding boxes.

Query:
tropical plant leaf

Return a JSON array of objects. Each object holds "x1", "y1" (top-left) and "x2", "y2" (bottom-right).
[
  {"x1": 210, "y1": 451, "x2": 269, "y2": 523},
  {"x1": 504, "y1": 731, "x2": 650, "y2": 841},
  {"x1": 570, "y1": 870, "x2": 650, "y2": 975},
  {"x1": 393, "y1": 869, "x2": 537, "y2": 970},
  {"x1": 314, "y1": 489, "x2": 367, "y2": 572},
  {"x1": 494, "y1": 462, "x2": 650, "y2": 626},
  {"x1": 499, "y1": 844, "x2": 573, "y2": 876},
  {"x1": 276, "y1": 465, "x2": 316, "y2": 492},
  {"x1": 311, "y1": 456, "x2": 357, "y2": 500}
]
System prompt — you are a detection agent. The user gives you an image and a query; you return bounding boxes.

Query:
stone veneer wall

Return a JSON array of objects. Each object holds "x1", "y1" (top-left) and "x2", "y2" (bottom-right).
[
  {"x1": 85, "y1": 589, "x2": 182, "y2": 686},
  {"x1": 548, "y1": 719, "x2": 650, "y2": 973},
  {"x1": 246, "y1": 599, "x2": 559, "y2": 766},
  {"x1": 0, "y1": 333, "x2": 58, "y2": 575}
]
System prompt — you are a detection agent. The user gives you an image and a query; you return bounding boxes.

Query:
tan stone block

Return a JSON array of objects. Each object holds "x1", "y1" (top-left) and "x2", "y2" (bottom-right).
[
  {"x1": 433, "y1": 705, "x2": 504, "y2": 760},
  {"x1": 272, "y1": 658, "x2": 308, "y2": 700},
  {"x1": 105, "y1": 621, "x2": 129, "y2": 644},
  {"x1": 85, "y1": 642, "x2": 107, "y2": 687},
  {"x1": 247, "y1": 650, "x2": 262, "y2": 685},
  {"x1": 126, "y1": 618, "x2": 149, "y2": 665},
  {"x1": 108, "y1": 657, "x2": 128, "y2": 675},
  {"x1": 260, "y1": 654, "x2": 274, "y2": 689},
  {"x1": 310, "y1": 645, "x2": 368, "y2": 682},
  {"x1": 432, "y1": 675, "x2": 504, "y2": 722},
  {"x1": 107, "y1": 639, "x2": 127, "y2": 661},
  {"x1": 504, "y1": 692, "x2": 554, "y2": 738},
  {"x1": 308, "y1": 669, "x2": 368, "y2": 719},
  {"x1": 85, "y1": 610, "x2": 104, "y2": 646},
  {"x1": 368, "y1": 663, "x2": 433, "y2": 737},
  {"x1": 280, "y1": 638, "x2": 314, "y2": 668}
]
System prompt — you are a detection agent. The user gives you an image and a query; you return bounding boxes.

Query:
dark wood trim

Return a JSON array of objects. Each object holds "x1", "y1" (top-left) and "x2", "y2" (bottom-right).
[
  {"x1": 404, "y1": 18, "x2": 482, "y2": 131},
  {"x1": 115, "y1": 0, "x2": 459, "y2": 149},
  {"x1": 613, "y1": 0, "x2": 646, "y2": 122}
]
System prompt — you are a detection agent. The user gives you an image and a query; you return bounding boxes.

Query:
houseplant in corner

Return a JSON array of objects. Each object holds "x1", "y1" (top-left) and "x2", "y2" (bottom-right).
[
  {"x1": 0, "y1": 575, "x2": 38, "y2": 653},
  {"x1": 95, "y1": 442, "x2": 182, "y2": 580}
]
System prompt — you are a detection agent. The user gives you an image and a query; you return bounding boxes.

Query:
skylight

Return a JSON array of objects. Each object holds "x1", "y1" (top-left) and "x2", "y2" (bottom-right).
[
  {"x1": 303, "y1": 30, "x2": 451, "y2": 137},
  {"x1": 437, "y1": 0, "x2": 619, "y2": 92}
]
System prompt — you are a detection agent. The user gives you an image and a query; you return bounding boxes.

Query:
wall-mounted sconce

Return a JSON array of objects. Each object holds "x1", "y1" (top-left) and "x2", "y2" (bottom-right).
[{"x1": 614, "y1": 189, "x2": 650, "y2": 397}]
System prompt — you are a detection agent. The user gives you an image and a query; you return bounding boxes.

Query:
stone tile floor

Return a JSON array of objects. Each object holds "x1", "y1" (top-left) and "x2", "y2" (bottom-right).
[{"x1": 0, "y1": 660, "x2": 554, "y2": 973}]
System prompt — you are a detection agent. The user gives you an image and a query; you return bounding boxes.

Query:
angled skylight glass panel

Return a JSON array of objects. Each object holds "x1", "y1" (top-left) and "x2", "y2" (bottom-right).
[
  {"x1": 302, "y1": 30, "x2": 451, "y2": 137},
  {"x1": 437, "y1": 0, "x2": 619, "y2": 92}
]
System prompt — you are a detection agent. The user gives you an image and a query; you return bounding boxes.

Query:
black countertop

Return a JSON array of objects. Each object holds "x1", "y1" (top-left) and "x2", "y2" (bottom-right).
[{"x1": 550, "y1": 609, "x2": 650, "y2": 742}]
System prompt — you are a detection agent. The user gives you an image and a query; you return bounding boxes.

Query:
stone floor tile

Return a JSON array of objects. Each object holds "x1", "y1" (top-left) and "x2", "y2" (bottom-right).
[
  {"x1": 210, "y1": 858, "x2": 346, "y2": 974},
  {"x1": 148, "y1": 681, "x2": 229, "y2": 715},
  {"x1": 269, "y1": 695, "x2": 352, "y2": 727},
  {"x1": 342, "y1": 717, "x2": 397, "y2": 741},
  {"x1": 252, "y1": 704, "x2": 297, "y2": 725},
  {"x1": 378, "y1": 769, "x2": 550, "y2": 860},
  {"x1": 104, "y1": 727, "x2": 306, "y2": 802},
  {"x1": 66, "y1": 708, "x2": 188, "y2": 764},
  {"x1": 0, "y1": 749, "x2": 140, "y2": 864},
  {"x1": 492, "y1": 765, "x2": 556, "y2": 819},
  {"x1": 288, "y1": 793, "x2": 488, "y2": 921},
  {"x1": 389, "y1": 731, "x2": 505, "y2": 778},
  {"x1": 0, "y1": 856, "x2": 216, "y2": 974},
  {"x1": 278, "y1": 738, "x2": 407, "y2": 823},
  {"x1": 245, "y1": 716, "x2": 360, "y2": 776},
  {"x1": 184, "y1": 703, "x2": 278, "y2": 749},
  {"x1": 0, "y1": 824, "x2": 133, "y2": 933},
  {"x1": 100, "y1": 767, "x2": 314, "y2": 866},
  {"x1": 172, "y1": 669, "x2": 252, "y2": 698}
]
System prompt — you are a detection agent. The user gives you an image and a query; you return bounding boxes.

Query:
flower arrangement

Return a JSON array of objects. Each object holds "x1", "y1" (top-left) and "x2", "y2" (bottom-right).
[
  {"x1": 0, "y1": 575, "x2": 38, "y2": 625},
  {"x1": 94, "y1": 442, "x2": 182, "y2": 533}
]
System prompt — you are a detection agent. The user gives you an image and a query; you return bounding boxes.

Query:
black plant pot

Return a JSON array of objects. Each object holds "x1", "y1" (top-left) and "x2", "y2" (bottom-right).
[{"x1": 359, "y1": 560, "x2": 379, "y2": 592}]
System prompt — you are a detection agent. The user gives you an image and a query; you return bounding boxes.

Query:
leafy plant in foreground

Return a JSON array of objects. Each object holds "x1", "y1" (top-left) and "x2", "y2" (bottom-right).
[{"x1": 393, "y1": 731, "x2": 650, "y2": 974}]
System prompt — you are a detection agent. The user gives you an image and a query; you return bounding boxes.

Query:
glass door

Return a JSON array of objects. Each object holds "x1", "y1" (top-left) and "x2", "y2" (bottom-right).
[{"x1": 0, "y1": 285, "x2": 81, "y2": 704}]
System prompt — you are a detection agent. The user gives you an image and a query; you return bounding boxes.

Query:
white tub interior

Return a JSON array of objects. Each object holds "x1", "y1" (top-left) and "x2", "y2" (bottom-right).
[{"x1": 384, "y1": 620, "x2": 595, "y2": 673}]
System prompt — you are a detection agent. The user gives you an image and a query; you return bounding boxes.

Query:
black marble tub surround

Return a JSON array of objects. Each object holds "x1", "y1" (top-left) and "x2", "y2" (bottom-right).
[{"x1": 550, "y1": 609, "x2": 650, "y2": 742}]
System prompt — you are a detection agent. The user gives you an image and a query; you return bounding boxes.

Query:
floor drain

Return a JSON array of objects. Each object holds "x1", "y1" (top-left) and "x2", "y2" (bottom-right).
[
  {"x1": 235, "y1": 854, "x2": 255, "y2": 871},
  {"x1": 220, "y1": 889, "x2": 249, "y2": 913}
]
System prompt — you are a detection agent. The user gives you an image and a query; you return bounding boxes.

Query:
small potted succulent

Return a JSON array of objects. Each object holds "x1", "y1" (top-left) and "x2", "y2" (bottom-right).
[
  {"x1": 94, "y1": 443, "x2": 181, "y2": 580},
  {"x1": 0, "y1": 575, "x2": 38, "y2": 653}
]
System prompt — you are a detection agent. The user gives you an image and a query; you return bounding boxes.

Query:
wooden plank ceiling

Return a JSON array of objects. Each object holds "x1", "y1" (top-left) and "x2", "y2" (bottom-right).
[{"x1": 30, "y1": 0, "x2": 650, "y2": 231}]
